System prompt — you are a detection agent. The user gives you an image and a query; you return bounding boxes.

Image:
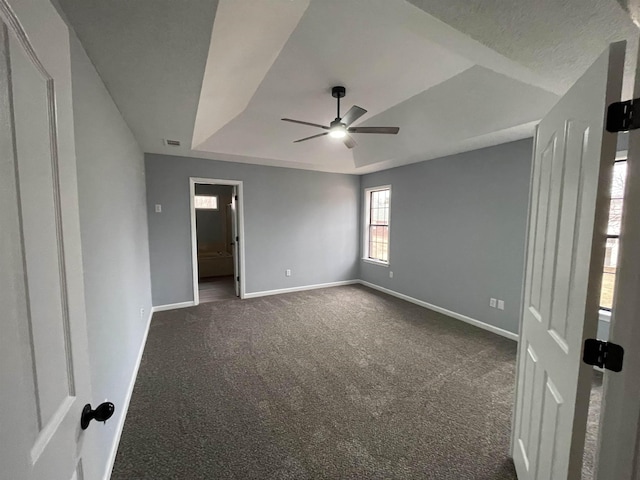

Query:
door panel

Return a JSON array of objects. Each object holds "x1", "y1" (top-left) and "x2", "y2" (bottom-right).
[
  {"x1": 512, "y1": 42, "x2": 624, "y2": 480},
  {"x1": 0, "y1": 0, "x2": 92, "y2": 479},
  {"x1": 10, "y1": 28, "x2": 75, "y2": 431}
]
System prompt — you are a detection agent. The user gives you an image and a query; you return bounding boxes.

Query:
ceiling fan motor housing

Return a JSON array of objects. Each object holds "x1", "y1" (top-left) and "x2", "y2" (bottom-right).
[{"x1": 331, "y1": 86, "x2": 346, "y2": 98}]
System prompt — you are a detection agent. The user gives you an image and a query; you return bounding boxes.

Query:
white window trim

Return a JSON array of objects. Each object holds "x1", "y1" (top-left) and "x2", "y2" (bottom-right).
[
  {"x1": 362, "y1": 258, "x2": 390, "y2": 267},
  {"x1": 599, "y1": 309, "x2": 611, "y2": 323},
  {"x1": 362, "y1": 185, "x2": 391, "y2": 266}
]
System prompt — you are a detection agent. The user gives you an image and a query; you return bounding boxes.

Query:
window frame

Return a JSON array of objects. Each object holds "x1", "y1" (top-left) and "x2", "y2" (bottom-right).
[
  {"x1": 194, "y1": 194, "x2": 219, "y2": 211},
  {"x1": 362, "y1": 185, "x2": 391, "y2": 266},
  {"x1": 599, "y1": 156, "x2": 627, "y2": 312}
]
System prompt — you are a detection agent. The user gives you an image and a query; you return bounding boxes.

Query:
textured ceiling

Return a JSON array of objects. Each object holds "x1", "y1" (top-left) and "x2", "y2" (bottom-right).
[
  {"x1": 407, "y1": 0, "x2": 640, "y2": 96},
  {"x1": 58, "y1": 0, "x2": 639, "y2": 174}
]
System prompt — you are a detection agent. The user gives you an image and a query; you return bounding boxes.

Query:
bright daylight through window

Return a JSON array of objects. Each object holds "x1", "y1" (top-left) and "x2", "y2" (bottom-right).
[
  {"x1": 194, "y1": 195, "x2": 218, "y2": 210},
  {"x1": 365, "y1": 186, "x2": 390, "y2": 263},
  {"x1": 600, "y1": 159, "x2": 627, "y2": 310}
]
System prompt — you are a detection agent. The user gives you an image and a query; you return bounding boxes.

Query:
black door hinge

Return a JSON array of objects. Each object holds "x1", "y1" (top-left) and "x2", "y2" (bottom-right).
[
  {"x1": 236, "y1": 276, "x2": 240, "y2": 282},
  {"x1": 236, "y1": 236, "x2": 239, "y2": 242},
  {"x1": 606, "y1": 98, "x2": 640, "y2": 132},
  {"x1": 235, "y1": 195, "x2": 238, "y2": 201},
  {"x1": 583, "y1": 339, "x2": 624, "y2": 372}
]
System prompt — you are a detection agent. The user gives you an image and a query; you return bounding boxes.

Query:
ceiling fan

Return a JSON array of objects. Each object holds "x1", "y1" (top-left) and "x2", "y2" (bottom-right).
[{"x1": 282, "y1": 86, "x2": 399, "y2": 149}]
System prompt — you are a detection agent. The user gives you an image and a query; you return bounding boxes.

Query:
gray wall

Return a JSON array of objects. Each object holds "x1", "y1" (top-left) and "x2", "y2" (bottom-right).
[
  {"x1": 360, "y1": 139, "x2": 533, "y2": 335},
  {"x1": 146, "y1": 154, "x2": 360, "y2": 305},
  {"x1": 195, "y1": 184, "x2": 233, "y2": 250},
  {"x1": 69, "y1": 35, "x2": 152, "y2": 479}
]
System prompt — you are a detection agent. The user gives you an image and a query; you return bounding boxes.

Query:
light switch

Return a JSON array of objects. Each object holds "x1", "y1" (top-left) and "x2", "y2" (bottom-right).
[
  {"x1": 490, "y1": 298, "x2": 497, "y2": 308},
  {"x1": 497, "y1": 300, "x2": 505, "y2": 310},
  {"x1": 155, "y1": 204, "x2": 162, "y2": 213}
]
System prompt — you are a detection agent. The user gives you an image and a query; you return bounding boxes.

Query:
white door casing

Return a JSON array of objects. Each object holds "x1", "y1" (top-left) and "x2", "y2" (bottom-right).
[
  {"x1": 0, "y1": 1, "x2": 93, "y2": 479},
  {"x1": 190, "y1": 177, "x2": 245, "y2": 303},
  {"x1": 595, "y1": 41, "x2": 640, "y2": 480},
  {"x1": 511, "y1": 42, "x2": 624, "y2": 479},
  {"x1": 231, "y1": 185, "x2": 240, "y2": 297}
]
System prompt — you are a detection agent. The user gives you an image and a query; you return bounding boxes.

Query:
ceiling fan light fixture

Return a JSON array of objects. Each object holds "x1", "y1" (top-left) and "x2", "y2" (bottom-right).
[{"x1": 329, "y1": 126, "x2": 347, "y2": 138}]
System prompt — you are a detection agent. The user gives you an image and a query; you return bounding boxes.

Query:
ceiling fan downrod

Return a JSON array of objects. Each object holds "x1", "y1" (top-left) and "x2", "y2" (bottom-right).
[{"x1": 332, "y1": 86, "x2": 346, "y2": 120}]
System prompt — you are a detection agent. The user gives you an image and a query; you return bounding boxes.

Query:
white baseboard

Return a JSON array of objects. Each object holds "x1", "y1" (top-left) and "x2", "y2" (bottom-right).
[
  {"x1": 358, "y1": 280, "x2": 519, "y2": 342},
  {"x1": 103, "y1": 308, "x2": 153, "y2": 480},
  {"x1": 151, "y1": 301, "x2": 195, "y2": 312},
  {"x1": 244, "y1": 280, "x2": 359, "y2": 299}
]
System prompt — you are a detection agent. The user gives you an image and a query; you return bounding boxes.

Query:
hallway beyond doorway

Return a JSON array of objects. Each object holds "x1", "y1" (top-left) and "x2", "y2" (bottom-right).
[{"x1": 198, "y1": 275, "x2": 236, "y2": 303}]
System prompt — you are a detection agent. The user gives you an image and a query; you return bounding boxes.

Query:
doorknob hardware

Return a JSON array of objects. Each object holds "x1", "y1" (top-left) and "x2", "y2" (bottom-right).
[{"x1": 81, "y1": 402, "x2": 115, "y2": 430}]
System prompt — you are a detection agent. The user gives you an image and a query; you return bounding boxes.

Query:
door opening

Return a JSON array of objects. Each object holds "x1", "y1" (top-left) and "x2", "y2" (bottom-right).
[{"x1": 189, "y1": 178, "x2": 245, "y2": 303}]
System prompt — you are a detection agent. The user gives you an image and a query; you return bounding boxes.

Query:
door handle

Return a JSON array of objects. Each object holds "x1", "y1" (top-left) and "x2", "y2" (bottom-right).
[{"x1": 81, "y1": 402, "x2": 115, "y2": 430}]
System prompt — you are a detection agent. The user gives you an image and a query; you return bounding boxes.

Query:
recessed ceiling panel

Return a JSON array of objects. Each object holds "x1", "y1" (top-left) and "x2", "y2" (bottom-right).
[
  {"x1": 191, "y1": 0, "x2": 310, "y2": 148},
  {"x1": 196, "y1": 0, "x2": 476, "y2": 164},
  {"x1": 353, "y1": 66, "x2": 559, "y2": 167}
]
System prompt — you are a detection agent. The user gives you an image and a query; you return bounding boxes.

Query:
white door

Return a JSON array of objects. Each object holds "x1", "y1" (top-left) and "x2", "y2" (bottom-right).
[
  {"x1": 231, "y1": 186, "x2": 240, "y2": 297},
  {"x1": 511, "y1": 41, "x2": 625, "y2": 479},
  {"x1": 595, "y1": 43, "x2": 640, "y2": 480},
  {"x1": 0, "y1": 1, "x2": 93, "y2": 479}
]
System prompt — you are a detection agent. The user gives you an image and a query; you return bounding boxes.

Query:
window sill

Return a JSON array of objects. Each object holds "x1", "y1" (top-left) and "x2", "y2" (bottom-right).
[
  {"x1": 599, "y1": 309, "x2": 611, "y2": 323},
  {"x1": 362, "y1": 258, "x2": 389, "y2": 267}
]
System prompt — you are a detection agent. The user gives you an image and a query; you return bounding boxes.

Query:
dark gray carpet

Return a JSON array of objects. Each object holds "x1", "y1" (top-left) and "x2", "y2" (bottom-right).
[{"x1": 112, "y1": 285, "x2": 521, "y2": 479}]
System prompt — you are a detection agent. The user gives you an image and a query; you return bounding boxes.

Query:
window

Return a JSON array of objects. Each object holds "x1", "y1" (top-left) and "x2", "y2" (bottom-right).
[
  {"x1": 194, "y1": 195, "x2": 218, "y2": 210},
  {"x1": 600, "y1": 158, "x2": 627, "y2": 310},
  {"x1": 364, "y1": 186, "x2": 391, "y2": 264}
]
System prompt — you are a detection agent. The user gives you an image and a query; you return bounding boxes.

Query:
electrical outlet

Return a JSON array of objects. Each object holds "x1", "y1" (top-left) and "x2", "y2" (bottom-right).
[
  {"x1": 389, "y1": 271, "x2": 393, "y2": 278},
  {"x1": 497, "y1": 300, "x2": 505, "y2": 310},
  {"x1": 155, "y1": 204, "x2": 162, "y2": 213},
  {"x1": 489, "y1": 298, "x2": 497, "y2": 308},
  {"x1": 285, "y1": 269, "x2": 291, "y2": 277}
]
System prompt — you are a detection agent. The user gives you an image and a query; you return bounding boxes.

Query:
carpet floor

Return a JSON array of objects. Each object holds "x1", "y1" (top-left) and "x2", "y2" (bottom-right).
[{"x1": 113, "y1": 285, "x2": 520, "y2": 479}]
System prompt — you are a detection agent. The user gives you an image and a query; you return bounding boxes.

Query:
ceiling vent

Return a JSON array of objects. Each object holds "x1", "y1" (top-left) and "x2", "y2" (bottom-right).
[{"x1": 164, "y1": 139, "x2": 181, "y2": 146}]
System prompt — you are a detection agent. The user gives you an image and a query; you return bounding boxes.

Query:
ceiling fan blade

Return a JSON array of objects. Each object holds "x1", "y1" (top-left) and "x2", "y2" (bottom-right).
[
  {"x1": 293, "y1": 132, "x2": 329, "y2": 143},
  {"x1": 341, "y1": 106, "x2": 367, "y2": 126},
  {"x1": 348, "y1": 126, "x2": 399, "y2": 134},
  {"x1": 342, "y1": 134, "x2": 357, "y2": 149},
  {"x1": 282, "y1": 118, "x2": 329, "y2": 130}
]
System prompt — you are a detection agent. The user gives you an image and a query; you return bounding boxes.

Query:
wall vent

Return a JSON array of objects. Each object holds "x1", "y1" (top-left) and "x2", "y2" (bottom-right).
[{"x1": 164, "y1": 139, "x2": 181, "y2": 146}]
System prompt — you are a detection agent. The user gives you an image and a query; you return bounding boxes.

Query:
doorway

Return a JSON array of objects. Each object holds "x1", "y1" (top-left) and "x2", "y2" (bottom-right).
[{"x1": 189, "y1": 178, "x2": 245, "y2": 303}]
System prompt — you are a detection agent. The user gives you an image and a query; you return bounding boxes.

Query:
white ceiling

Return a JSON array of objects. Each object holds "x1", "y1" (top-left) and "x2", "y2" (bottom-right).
[{"x1": 59, "y1": 0, "x2": 639, "y2": 174}]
